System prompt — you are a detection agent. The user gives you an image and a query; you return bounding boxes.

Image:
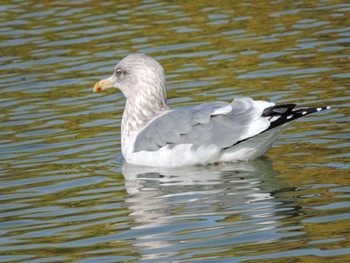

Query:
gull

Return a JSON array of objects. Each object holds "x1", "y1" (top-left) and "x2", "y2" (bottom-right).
[{"x1": 93, "y1": 53, "x2": 329, "y2": 167}]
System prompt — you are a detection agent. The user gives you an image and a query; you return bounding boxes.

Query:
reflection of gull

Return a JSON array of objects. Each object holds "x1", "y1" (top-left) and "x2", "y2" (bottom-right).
[
  {"x1": 94, "y1": 53, "x2": 329, "y2": 166},
  {"x1": 122, "y1": 159, "x2": 281, "y2": 261},
  {"x1": 123, "y1": 159, "x2": 275, "y2": 191},
  {"x1": 122, "y1": 158, "x2": 278, "y2": 203}
]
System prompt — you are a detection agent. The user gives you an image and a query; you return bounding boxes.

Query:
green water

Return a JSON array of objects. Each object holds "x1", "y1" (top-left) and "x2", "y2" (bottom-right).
[{"x1": 1, "y1": 0, "x2": 349, "y2": 262}]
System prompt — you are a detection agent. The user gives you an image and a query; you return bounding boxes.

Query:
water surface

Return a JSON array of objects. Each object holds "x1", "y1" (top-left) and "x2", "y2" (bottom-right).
[{"x1": 1, "y1": 0, "x2": 349, "y2": 262}]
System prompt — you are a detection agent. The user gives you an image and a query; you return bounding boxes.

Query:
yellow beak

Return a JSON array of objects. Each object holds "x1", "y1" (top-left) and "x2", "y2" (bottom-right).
[{"x1": 93, "y1": 78, "x2": 115, "y2": 92}]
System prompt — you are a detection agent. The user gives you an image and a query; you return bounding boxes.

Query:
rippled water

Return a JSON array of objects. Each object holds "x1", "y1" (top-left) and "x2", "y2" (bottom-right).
[{"x1": 1, "y1": 0, "x2": 349, "y2": 262}]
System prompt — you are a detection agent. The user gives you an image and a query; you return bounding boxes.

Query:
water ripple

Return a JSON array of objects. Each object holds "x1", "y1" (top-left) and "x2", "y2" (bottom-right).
[{"x1": 1, "y1": 0, "x2": 349, "y2": 262}]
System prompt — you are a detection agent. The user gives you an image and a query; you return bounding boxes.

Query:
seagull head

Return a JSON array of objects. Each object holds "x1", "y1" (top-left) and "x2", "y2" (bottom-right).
[{"x1": 94, "y1": 53, "x2": 166, "y2": 100}]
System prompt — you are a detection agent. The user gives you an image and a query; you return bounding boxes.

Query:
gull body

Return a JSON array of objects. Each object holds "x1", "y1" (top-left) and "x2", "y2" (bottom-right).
[{"x1": 94, "y1": 53, "x2": 328, "y2": 167}]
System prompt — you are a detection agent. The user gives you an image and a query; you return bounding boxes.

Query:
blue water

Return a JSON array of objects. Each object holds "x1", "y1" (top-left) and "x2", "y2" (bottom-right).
[{"x1": 1, "y1": 0, "x2": 349, "y2": 262}]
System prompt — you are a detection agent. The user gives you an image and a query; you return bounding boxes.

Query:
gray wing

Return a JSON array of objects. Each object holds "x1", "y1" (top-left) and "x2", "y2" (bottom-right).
[{"x1": 133, "y1": 97, "x2": 273, "y2": 152}]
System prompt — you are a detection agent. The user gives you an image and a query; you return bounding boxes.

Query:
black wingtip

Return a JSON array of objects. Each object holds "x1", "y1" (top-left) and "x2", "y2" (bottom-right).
[
  {"x1": 265, "y1": 104, "x2": 330, "y2": 130},
  {"x1": 293, "y1": 105, "x2": 330, "y2": 116},
  {"x1": 262, "y1": 104, "x2": 296, "y2": 116}
]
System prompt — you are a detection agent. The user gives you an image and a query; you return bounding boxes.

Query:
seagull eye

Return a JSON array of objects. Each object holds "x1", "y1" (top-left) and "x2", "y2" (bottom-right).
[{"x1": 115, "y1": 68, "x2": 124, "y2": 77}]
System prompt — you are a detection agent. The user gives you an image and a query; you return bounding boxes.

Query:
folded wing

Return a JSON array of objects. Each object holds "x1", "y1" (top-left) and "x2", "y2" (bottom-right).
[{"x1": 133, "y1": 97, "x2": 276, "y2": 152}]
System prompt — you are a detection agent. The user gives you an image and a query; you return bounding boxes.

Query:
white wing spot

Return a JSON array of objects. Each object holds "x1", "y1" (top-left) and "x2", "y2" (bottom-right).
[
  {"x1": 302, "y1": 111, "x2": 307, "y2": 115},
  {"x1": 270, "y1": 116, "x2": 279, "y2": 122},
  {"x1": 316, "y1": 108, "x2": 322, "y2": 112},
  {"x1": 326, "y1": 106, "x2": 330, "y2": 109},
  {"x1": 287, "y1": 114, "x2": 293, "y2": 119}
]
